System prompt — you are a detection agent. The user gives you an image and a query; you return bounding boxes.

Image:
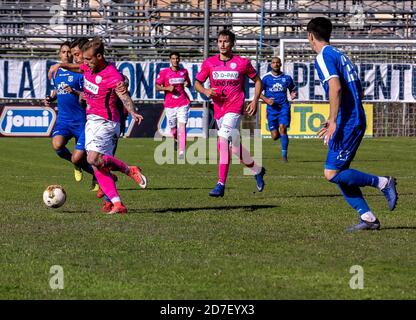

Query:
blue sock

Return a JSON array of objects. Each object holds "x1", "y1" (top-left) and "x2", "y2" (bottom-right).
[
  {"x1": 103, "y1": 194, "x2": 111, "y2": 203},
  {"x1": 55, "y1": 147, "x2": 72, "y2": 162},
  {"x1": 330, "y1": 168, "x2": 379, "y2": 188},
  {"x1": 77, "y1": 160, "x2": 94, "y2": 175},
  {"x1": 337, "y1": 184, "x2": 371, "y2": 216},
  {"x1": 280, "y1": 134, "x2": 288, "y2": 158}
]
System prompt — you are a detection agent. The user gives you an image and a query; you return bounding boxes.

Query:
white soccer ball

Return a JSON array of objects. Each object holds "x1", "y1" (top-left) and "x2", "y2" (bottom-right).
[{"x1": 43, "y1": 185, "x2": 67, "y2": 208}]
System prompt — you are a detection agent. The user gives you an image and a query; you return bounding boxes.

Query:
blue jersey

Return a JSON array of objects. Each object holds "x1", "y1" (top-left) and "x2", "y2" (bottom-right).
[
  {"x1": 314, "y1": 45, "x2": 365, "y2": 127},
  {"x1": 51, "y1": 68, "x2": 85, "y2": 123},
  {"x1": 261, "y1": 72, "x2": 295, "y2": 106}
]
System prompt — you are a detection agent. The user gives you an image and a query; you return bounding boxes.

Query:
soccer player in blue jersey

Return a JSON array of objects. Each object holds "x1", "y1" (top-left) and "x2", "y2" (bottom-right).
[
  {"x1": 307, "y1": 17, "x2": 398, "y2": 232},
  {"x1": 45, "y1": 41, "x2": 95, "y2": 182},
  {"x1": 261, "y1": 57, "x2": 296, "y2": 162}
]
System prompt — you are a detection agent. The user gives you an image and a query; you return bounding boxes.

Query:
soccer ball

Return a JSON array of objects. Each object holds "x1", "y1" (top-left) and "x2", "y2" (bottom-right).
[{"x1": 43, "y1": 185, "x2": 66, "y2": 208}]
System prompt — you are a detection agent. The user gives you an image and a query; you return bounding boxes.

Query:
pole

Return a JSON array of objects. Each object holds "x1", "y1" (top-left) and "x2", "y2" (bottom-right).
[
  {"x1": 203, "y1": 0, "x2": 210, "y2": 138},
  {"x1": 256, "y1": 0, "x2": 265, "y2": 130}
]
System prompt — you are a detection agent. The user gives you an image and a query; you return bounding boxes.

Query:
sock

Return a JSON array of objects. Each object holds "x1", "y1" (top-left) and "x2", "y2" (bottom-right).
[
  {"x1": 93, "y1": 167, "x2": 120, "y2": 204},
  {"x1": 360, "y1": 211, "x2": 377, "y2": 223},
  {"x1": 337, "y1": 184, "x2": 371, "y2": 216},
  {"x1": 330, "y1": 168, "x2": 379, "y2": 188},
  {"x1": 55, "y1": 147, "x2": 72, "y2": 162},
  {"x1": 218, "y1": 138, "x2": 230, "y2": 185},
  {"x1": 178, "y1": 126, "x2": 186, "y2": 153},
  {"x1": 171, "y1": 127, "x2": 177, "y2": 140},
  {"x1": 378, "y1": 176, "x2": 388, "y2": 190},
  {"x1": 232, "y1": 144, "x2": 261, "y2": 174},
  {"x1": 102, "y1": 155, "x2": 128, "y2": 174},
  {"x1": 76, "y1": 159, "x2": 94, "y2": 175},
  {"x1": 280, "y1": 134, "x2": 288, "y2": 158}
]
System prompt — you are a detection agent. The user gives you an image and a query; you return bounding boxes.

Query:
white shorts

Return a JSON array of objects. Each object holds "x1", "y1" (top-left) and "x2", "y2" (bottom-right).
[
  {"x1": 85, "y1": 114, "x2": 120, "y2": 156},
  {"x1": 165, "y1": 105, "x2": 190, "y2": 128},
  {"x1": 216, "y1": 112, "x2": 241, "y2": 142}
]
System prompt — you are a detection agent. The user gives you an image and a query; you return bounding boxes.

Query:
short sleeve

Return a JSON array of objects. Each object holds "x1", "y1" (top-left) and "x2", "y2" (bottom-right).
[
  {"x1": 107, "y1": 68, "x2": 124, "y2": 89},
  {"x1": 195, "y1": 60, "x2": 210, "y2": 83},
  {"x1": 184, "y1": 69, "x2": 191, "y2": 85},
  {"x1": 245, "y1": 59, "x2": 257, "y2": 80},
  {"x1": 316, "y1": 49, "x2": 339, "y2": 83},
  {"x1": 156, "y1": 69, "x2": 165, "y2": 86},
  {"x1": 261, "y1": 75, "x2": 267, "y2": 88}
]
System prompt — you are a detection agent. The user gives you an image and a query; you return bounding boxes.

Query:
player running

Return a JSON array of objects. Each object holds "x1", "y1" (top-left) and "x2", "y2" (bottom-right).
[
  {"x1": 69, "y1": 38, "x2": 127, "y2": 197},
  {"x1": 49, "y1": 38, "x2": 147, "y2": 214},
  {"x1": 45, "y1": 41, "x2": 95, "y2": 183},
  {"x1": 260, "y1": 57, "x2": 296, "y2": 162},
  {"x1": 194, "y1": 29, "x2": 265, "y2": 197},
  {"x1": 156, "y1": 52, "x2": 191, "y2": 160},
  {"x1": 307, "y1": 17, "x2": 398, "y2": 232}
]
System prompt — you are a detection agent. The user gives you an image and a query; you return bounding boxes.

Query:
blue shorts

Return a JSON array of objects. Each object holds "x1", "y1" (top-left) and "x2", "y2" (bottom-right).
[
  {"x1": 266, "y1": 104, "x2": 290, "y2": 131},
  {"x1": 325, "y1": 125, "x2": 365, "y2": 170},
  {"x1": 52, "y1": 120, "x2": 86, "y2": 151}
]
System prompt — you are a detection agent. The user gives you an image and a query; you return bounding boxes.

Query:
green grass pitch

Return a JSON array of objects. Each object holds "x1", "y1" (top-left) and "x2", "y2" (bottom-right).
[{"x1": 0, "y1": 137, "x2": 415, "y2": 299}]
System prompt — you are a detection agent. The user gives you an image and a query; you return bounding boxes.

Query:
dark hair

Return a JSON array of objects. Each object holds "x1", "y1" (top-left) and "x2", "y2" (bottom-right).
[
  {"x1": 218, "y1": 29, "x2": 235, "y2": 44},
  {"x1": 59, "y1": 41, "x2": 71, "y2": 51},
  {"x1": 307, "y1": 17, "x2": 332, "y2": 42},
  {"x1": 81, "y1": 37, "x2": 104, "y2": 56},
  {"x1": 70, "y1": 38, "x2": 89, "y2": 50},
  {"x1": 169, "y1": 51, "x2": 180, "y2": 58}
]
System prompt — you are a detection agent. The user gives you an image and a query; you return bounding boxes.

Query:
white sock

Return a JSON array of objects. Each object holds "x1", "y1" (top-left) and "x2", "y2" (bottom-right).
[
  {"x1": 361, "y1": 211, "x2": 377, "y2": 223},
  {"x1": 378, "y1": 176, "x2": 388, "y2": 190},
  {"x1": 111, "y1": 197, "x2": 121, "y2": 204}
]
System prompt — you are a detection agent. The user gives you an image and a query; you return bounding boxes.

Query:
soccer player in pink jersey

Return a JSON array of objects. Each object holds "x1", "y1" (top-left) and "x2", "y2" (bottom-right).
[
  {"x1": 49, "y1": 38, "x2": 147, "y2": 214},
  {"x1": 194, "y1": 29, "x2": 265, "y2": 197},
  {"x1": 156, "y1": 52, "x2": 191, "y2": 159}
]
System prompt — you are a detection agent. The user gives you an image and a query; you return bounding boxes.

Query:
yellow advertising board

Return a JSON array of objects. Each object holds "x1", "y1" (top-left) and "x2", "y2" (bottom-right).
[{"x1": 261, "y1": 103, "x2": 373, "y2": 138}]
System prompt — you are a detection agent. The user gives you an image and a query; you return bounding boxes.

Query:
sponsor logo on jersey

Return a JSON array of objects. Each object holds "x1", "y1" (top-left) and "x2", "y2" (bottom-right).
[
  {"x1": 169, "y1": 77, "x2": 185, "y2": 85},
  {"x1": 0, "y1": 106, "x2": 56, "y2": 136},
  {"x1": 212, "y1": 71, "x2": 239, "y2": 80},
  {"x1": 84, "y1": 78, "x2": 99, "y2": 94},
  {"x1": 270, "y1": 83, "x2": 284, "y2": 92}
]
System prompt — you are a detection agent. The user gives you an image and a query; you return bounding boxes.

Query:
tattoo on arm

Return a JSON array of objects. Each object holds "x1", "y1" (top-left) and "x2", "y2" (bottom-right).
[{"x1": 116, "y1": 91, "x2": 135, "y2": 113}]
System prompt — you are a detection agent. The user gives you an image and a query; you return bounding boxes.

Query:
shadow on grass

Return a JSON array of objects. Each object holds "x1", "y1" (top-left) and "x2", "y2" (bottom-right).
[
  {"x1": 382, "y1": 226, "x2": 416, "y2": 231},
  {"x1": 128, "y1": 204, "x2": 278, "y2": 214},
  {"x1": 118, "y1": 187, "x2": 214, "y2": 191},
  {"x1": 275, "y1": 192, "x2": 415, "y2": 199}
]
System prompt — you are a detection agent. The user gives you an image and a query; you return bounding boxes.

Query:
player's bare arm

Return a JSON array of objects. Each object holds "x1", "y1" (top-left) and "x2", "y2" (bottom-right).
[
  {"x1": 115, "y1": 81, "x2": 128, "y2": 95},
  {"x1": 156, "y1": 84, "x2": 174, "y2": 92},
  {"x1": 246, "y1": 76, "x2": 262, "y2": 116},
  {"x1": 44, "y1": 90, "x2": 57, "y2": 107},
  {"x1": 194, "y1": 80, "x2": 217, "y2": 98},
  {"x1": 290, "y1": 90, "x2": 296, "y2": 100},
  {"x1": 318, "y1": 77, "x2": 341, "y2": 144},
  {"x1": 260, "y1": 94, "x2": 274, "y2": 105},
  {"x1": 116, "y1": 89, "x2": 143, "y2": 124},
  {"x1": 48, "y1": 63, "x2": 81, "y2": 80}
]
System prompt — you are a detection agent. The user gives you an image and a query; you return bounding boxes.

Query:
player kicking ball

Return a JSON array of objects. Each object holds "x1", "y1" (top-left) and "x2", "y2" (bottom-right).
[
  {"x1": 307, "y1": 17, "x2": 398, "y2": 232},
  {"x1": 195, "y1": 29, "x2": 265, "y2": 197},
  {"x1": 49, "y1": 38, "x2": 147, "y2": 214},
  {"x1": 156, "y1": 52, "x2": 191, "y2": 160},
  {"x1": 260, "y1": 57, "x2": 296, "y2": 162}
]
